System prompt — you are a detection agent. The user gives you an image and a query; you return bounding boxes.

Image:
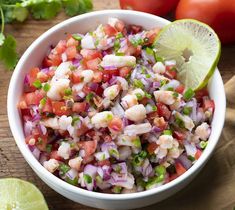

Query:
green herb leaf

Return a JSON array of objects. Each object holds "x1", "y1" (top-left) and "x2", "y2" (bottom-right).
[
  {"x1": 59, "y1": 163, "x2": 70, "y2": 175},
  {"x1": 83, "y1": 174, "x2": 92, "y2": 184},
  {"x1": 33, "y1": 80, "x2": 42, "y2": 89},
  {"x1": 0, "y1": 35, "x2": 18, "y2": 70},
  {"x1": 43, "y1": 83, "x2": 51, "y2": 92}
]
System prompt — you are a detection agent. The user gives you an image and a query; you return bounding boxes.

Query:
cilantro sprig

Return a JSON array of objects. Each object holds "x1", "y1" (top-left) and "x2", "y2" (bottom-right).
[{"x1": 0, "y1": 0, "x2": 93, "y2": 70}]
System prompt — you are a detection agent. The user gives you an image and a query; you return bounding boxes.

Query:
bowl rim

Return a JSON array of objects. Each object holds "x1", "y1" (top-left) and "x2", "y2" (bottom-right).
[{"x1": 7, "y1": 9, "x2": 226, "y2": 200}]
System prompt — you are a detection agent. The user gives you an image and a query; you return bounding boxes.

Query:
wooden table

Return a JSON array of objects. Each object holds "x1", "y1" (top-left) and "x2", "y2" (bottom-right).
[{"x1": 1, "y1": 1, "x2": 235, "y2": 209}]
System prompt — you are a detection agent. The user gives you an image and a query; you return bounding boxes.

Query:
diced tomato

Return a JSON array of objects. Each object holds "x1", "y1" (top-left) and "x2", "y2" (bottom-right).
[
  {"x1": 169, "y1": 174, "x2": 178, "y2": 181},
  {"x1": 195, "y1": 88, "x2": 209, "y2": 100},
  {"x1": 26, "y1": 134, "x2": 47, "y2": 151},
  {"x1": 97, "y1": 159, "x2": 111, "y2": 167},
  {"x1": 47, "y1": 69, "x2": 55, "y2": 78},
  {"x1": 43, "y1": 57, "x2": 53, "y2": 67},
  {"x1": 145, "y1": 28, "x2": 161, "y2": 45},
  {"x1": 18, "y1": 97, "x2": 28, "y2": 109},
  {"x1": 129, "y1": 25, "x2": 142, "y2": 34},
  {"x1": 41, "y1": 98, "x2": 53, "y2": 113},
  {"x1": 157, "y1": 103, "x2": 171, "y2": 120},
  {"x1": 78, "y1": 140, "x2": 97, "y2": 156},
  {"x1": 48, "y1": 53, "x2": 62, "y2": 66},
  {"x1": 203, "y1": 99, "x2": 215, "y2": 112},
  {"x1": 173, "y1": 131, "x2": 186, "y2": 142},
  {"x1": 119, "y1": 67, "x2": 131, "y2": 78},
  {"x1": 37, "y1": 71, "x2": 49, "y2": 83},
  {"x1": 85, "y1": 58, "x2": 101, "y2": 70},
  {"x1": 93, "y1": 71, "x2": 103, "y2": 83},
  {"x1": 94, "y1": 86, "x2": 104, "y2": 96},
  {"x1": 108, "y1": 117, "x2": 123, "y2": 132},
  {"x1": 114, "y1": 20, "x2": 125, "y2": 32},
  {"x1": 103, "y1": 69, "x2": 119, "y2": 76},
  {"x1": 103, "y1": 24, "x2": 118, "y2": 37},
  {"x1": 147, "y1": 142, "x2": 158, "y2": 155},
  {"x1": 55, "y1": 40, "x2": 66, "y2": 54},
  {"x1": 71, "y1": 71, "x2": 83, "y2": 84},
  {"x1": 139, "y1": 97, "x2": 149, "y2": 106},
  {"x1": 24, "y1": 91, "x2": 44, "y2": 106},
  {"x1": 50, "y1": 150, "x2": 62, "y2": 161},
  {"x1": 65, "y1": 46, "x2": 77, "y2": 60},
  {"x1": 77, "y1": 123, "x2": 90, "y2": 136},
  {"x1": 102, "y1": 73, "x2": 111, "y2": 82},
  {"x1": 175, "y1": 84, "x2": 185, "y2": 94},
  {"x1": 175, "y1": 162, "x2": 187, "y2": 176},
  {"x1": 72, "y1": 102, "x2": 87, "y2": 113},
  {"x1": 51, "y1": 101, "x2": 71, "y2": 116},
  {"x1": 28, "y1": 67, "x2": 40, "y2": 86},
  {"x1": 195, "y1": 149, "x2": 202, "y2": 160},
  {"x1": 82, "y1": 85, "x2": 92, "y2": 94},
  {"x1": 165, "y1": 67, "x2": 177, "y2": 79},
  {"x1": 66, "y1": 37, "x2": 79, "y2": 47},
  {"x1": 80, "y1": 49, "x2": 102, "y2": 60},
  {"x1": 153, "y1": 117, "x2": 168, "y2": 131}
]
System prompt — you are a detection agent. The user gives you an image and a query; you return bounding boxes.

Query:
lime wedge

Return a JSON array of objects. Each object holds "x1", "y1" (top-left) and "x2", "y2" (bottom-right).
[
  {"x1": 154, "y1": 19, "x2": 221, "y2": 90},
  {"x1": 0, "y1": 178, "x2": 48, "y2": 210}
]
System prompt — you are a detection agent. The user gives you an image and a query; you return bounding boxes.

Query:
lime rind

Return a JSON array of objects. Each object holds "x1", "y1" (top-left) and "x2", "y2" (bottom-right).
[
  {"x1": 153, "y1": 19, "x2": 221, "y2": 90},
  {"x1": 0, "y1": 178, "x2": 48, "y2": 210}
]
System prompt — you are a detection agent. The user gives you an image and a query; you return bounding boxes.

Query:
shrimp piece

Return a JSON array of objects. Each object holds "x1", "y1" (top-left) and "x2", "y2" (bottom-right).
[
  {"x1": 68, "y1": 157, "x2": 83, "y2": 171},
  {"x1": 43, "y1": 159, "x2": 59, "y2": 173},
  {"x1": 91, "y1": 111, "x2": 114, "y2": 128},
  {"x1": 47, "y1": 78, "x2": 70, "y2": 100},
  {"x1": 152, "y1": 62, "x2": 166, "y2": 74},
  {"x1": 154, "y1": 90, "x2": 179, "y2": 105},
  {"x1": 131, "y1": 88, "x2": 145, "y2": 98},
  {"x1": 81, "y1": 70, "x2": 94, "y2": 83},
  {"x1": 103, "y1": 85, "x2": 120, "y2": 100},
  {"x1": 121, "y1": 94, "x2": 138, "y2": 109},
  {"x1": 54, "y1": 61, "x2": 72, "y2": 79},
  {"x1": 57, "y1": 142, "x2": 71, "y2": 160},
  {"x1": 125, "y1": 104, "x2": 146, "y2": 122},
  {"x1": 41, "y1": 118, "x2": 59, "y2": 130},
  {"x1": 157, "y1": 135, "x2": 174, "y2": 149},
  {"x1": 101, "y1": 55, "x2": 136, "y2": 68},
  {"x1": 195, "y1": 122, "x2": 211, "y2": 140}
]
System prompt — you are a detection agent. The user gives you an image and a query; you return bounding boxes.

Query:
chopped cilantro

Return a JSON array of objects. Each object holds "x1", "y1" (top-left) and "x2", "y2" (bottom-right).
[
  {"x1": 133, "y1": 79, "x2": 144, "y2": 89},
  {"x1": 84, "y1": 174, "x2": 92, "y2": 184}
]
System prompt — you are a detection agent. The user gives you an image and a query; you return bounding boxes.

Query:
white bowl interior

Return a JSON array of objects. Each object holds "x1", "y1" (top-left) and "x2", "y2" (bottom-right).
[{"x1": 7, "y1": 10, "x2": 226, "y2": 209}]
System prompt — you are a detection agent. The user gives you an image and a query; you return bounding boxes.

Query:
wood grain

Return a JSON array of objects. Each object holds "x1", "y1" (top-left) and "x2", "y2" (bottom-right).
[{"x1": 0, "y1": 1, "x2": 235, "y2": 210}]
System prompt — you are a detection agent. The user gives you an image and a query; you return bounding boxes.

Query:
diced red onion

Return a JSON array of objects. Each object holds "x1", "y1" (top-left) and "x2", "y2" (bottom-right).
[
  {"x1": 101, "y1": 142, "x2": 117, "y2": 152},
  {"x1": 152, "y1": 81, "x2": 161, "y2": 89},
  {"x1": 142, "y1": 159, "x2": 153, "y2": 177},
  {"x1": 31, "y1": 146, "x2": 41, "y2": 160},
  {"x1": 145, "y1": 104, "x2": 154, "y2": 114},
  {"x1": 72, "y1": 59, "x2": 81, "y2": 67},
  {"x1": 184, "y1": 141, "x2": 197, "y2": 157},
  {"x1": 151, "y1": 126, "x2": 162, "y2": 133},
  {"x1": 109, "y1": 76, "x2": 118, "y2": 85},
  {"x1": 112, "y1": 162, "x2": 127, "y2": 174},
  {"x1": 111, "y1": 102, "x2": 125, "y2": 118},
  {"x1": 79, "y1": 149, "x2": 85, "y2": 157},
  {"x1": 23, "y1": 74, "x2": 30, "y2": 85},
  {"x1": 103, "y1": 66, "x2": 118, "y2": 70},
  {"x1": 178, "y1": 154, "x2": 192, "y2": 170},
  {"x1": 24, "y1": 121, "x2": 33, "y2": 136},
  {"x1": 39, "y1": 152, "x2": 48, "y2": 164},
  {"x1": 119, "y1": 146, "x2": 132, "y2": 161},
  {"x1": 66, "y1": 168, "x2": 78, "y2": 180},
  {"x1": 165, "y1": 60, "x2": 176, "y2": 66},
  {"x1": 124, "y1": 123, "x2": 152, "y2": 136},
  {"x1": 109, "y1": 173, "x2": 134, "y2": 189}
]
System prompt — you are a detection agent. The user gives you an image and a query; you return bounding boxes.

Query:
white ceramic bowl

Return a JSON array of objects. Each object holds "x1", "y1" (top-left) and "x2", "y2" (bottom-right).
[{"x1": 8, "y1": 10, "x2": 226, "y2": 210}]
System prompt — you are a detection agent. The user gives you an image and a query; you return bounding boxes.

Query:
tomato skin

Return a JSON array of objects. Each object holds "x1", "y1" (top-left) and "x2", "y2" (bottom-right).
[
  {"x1": 176, "y1": 0, "x2": 235, "y2": 44},
  {"x1": 97, "y1": 159, "x2": 111, "y2": 167},
  {"x1": 51, "y1": 101, "x2": 71, "y2": 116},
  {"x1": 119, "y1": 67, "x2": 131, "y2": 78},
  {"x1": 78, "y1": 140, "x2": 97, "y2": 156},
  {"x1": 203, "y1": 99, "x2": 215, "y2": 112},
  {"x1": 41, "y1": 98, "x2": 53, "y2": 113},
  {"x1": 48, "y1": 53, "x2": 62, "y2": 66},
  {"x1": 84, "y1": 58, "x2": 101, "y2": 71},
  {"x1": 103, "y1": 24, "x2": 118, "y2": 37},
  {"x1": 147, "y1": 142, "x2": 158, "y2": 155},
  {"x1": 66, "y1": 37, "x2": 78, "y2": 47},
  {"x1": 195, "y1": 149, "x2": 202, "y2": 160},
  {"x1": 65, "y1": 46, "x2": 77, "y2": 60},
  {"x1": 55, "y1": 40, "x2": 67, "y2": 54},
  {"x1": 175, "y1": 162, "x2": 186, "y2": 176},
  {"x1": 80, "y1": 49, "x2": 102, "y2": 60},
  {"x1": 173, "y1": 131, "x2": 186, "y2": 141},
  {"x1": 119, "y1": 0, "x2": 180, "y2": 16},
  {"x1": 175, "y1": 84, "x2": 185, "y2": 94},
  {"x1": 157, "y1": 103, "x2": 171, "y2": 120},
  {"x1": 50, "y1": 150, "x2": 62, "y2": 161},
  {"x1": 26, "y1": 134, "x2": 48, "y2": 151},
  {"x1": 24, "y1": 91, "x2": 44, "y2": 106},
  {"x1": 71, "y1": 71, "x2": 83, "y2": 84},
  {"x1": 93, "y1": 71, "x2": 103, "y2": 83},
  {"x1": 72, "y1": 102, "x2": 87, "y2": 113}
]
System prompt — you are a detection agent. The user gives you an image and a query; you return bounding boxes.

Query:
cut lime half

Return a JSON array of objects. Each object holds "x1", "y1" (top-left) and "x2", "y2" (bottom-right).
[
  {"x1": 0, "y1": 178, "x2": 48, "y2": 210},
  {"x1": 154, "y1": 19, "x2": 221, "y2": 90}
]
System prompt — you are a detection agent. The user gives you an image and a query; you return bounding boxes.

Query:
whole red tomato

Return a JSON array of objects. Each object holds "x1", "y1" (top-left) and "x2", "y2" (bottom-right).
[
  {"x1": 119, "y1": 0, "x2": 180, "y2": 17},
  {"x1": 176, "y1": 0, "x2": 235, "y2": 44}
]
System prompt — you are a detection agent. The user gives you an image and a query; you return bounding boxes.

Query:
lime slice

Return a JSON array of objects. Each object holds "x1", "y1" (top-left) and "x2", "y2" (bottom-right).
[
  {"x1": 154, "y1": 19, "x2": 221, "y2": 90},
  {"x1": 0, "y1": 178, "x2": 48, "y2": 210}
]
